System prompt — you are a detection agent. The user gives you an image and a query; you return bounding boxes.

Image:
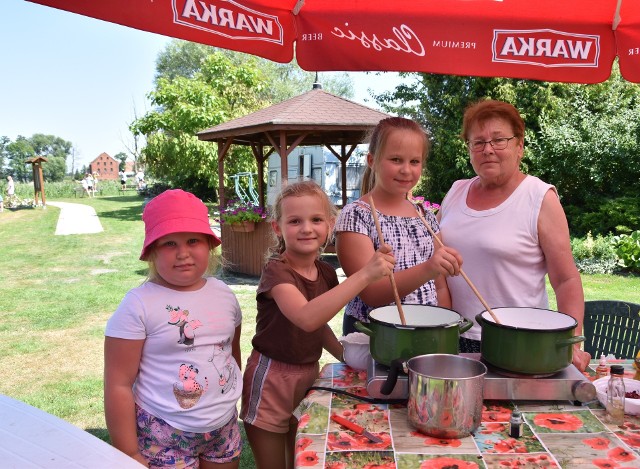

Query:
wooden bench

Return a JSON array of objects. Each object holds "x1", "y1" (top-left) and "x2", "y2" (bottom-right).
[
  {"x1": 74, "y1": 187, "x2": 102, "y2": 198},
  {"x1": 118, "y1": 184, "x2": 139, "y2": 195}
]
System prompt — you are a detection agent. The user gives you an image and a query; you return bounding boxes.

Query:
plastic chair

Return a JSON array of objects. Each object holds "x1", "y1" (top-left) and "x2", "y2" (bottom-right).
[{"x1": 583, "y1": 300, "x2": 640, "y2": 359}]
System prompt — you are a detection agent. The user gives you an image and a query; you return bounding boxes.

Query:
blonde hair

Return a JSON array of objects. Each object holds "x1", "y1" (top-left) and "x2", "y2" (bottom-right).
[
  {"x1": 145, "y1": 238, "x2": 222, "y2": 283},
  {"x1": 266, "y1": 180, "x2": 338, "y2": 260},
  {"x1": 361, "y1": 117, "x2": 431, "y2": 195}
]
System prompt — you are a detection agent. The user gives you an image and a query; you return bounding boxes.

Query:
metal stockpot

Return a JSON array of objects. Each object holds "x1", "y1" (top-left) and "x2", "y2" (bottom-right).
[{"x1": 406, "y1": 354, "x2": 487, "y2": 439}]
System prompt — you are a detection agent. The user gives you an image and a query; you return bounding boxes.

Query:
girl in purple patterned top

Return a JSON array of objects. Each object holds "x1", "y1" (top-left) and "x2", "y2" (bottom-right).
[{"x1": 335, "y1": 117, "x2": 463, "y2": 334}]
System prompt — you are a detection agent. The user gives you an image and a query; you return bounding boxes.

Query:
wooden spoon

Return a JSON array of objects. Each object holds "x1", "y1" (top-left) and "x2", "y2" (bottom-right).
[
  {"x1": 415, "y1": 208, "x2": 502, "y2": 325},
  {"x1": 368, "y1": 197, "x2": 407, "y2": 326}
]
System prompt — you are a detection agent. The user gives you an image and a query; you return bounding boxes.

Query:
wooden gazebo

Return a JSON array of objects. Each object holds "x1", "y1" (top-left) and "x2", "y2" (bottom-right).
[{"x1": 197, "y1": 86, "x2": 390, "y2": 275}]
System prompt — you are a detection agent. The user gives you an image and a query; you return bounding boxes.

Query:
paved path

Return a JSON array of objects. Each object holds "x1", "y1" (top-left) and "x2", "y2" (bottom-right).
[{"x1": 47, "y1": 201, "x2": 104, "y2": 235}]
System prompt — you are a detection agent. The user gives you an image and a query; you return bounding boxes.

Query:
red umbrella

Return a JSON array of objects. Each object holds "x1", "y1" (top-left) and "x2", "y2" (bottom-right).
[
  {"x1": 616, "y1": 0, "x2": 640, "y2": 81},
  {"x1": 26, "y1": 0, "x2": 634, "y2": 83}
]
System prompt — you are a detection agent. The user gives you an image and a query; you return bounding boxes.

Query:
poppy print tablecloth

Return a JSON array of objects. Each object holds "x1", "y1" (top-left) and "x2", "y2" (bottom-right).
[{"x1": 294, "y1": 363, "x2": 640, "y2": 469}]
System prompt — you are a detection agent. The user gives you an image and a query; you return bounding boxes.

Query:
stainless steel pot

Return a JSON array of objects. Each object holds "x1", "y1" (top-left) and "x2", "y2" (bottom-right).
[{"x1": 406, "y1": 354, "x2": 487, "y2": 439}]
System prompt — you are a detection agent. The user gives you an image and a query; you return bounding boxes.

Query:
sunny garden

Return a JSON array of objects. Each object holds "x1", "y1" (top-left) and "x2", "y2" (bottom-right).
[
  {"x1": 0, "y1": 183, "x2": 639, "y2": 467},
  {"x1": 1, "y1": 41, "x2": 640, "y2": 469}
]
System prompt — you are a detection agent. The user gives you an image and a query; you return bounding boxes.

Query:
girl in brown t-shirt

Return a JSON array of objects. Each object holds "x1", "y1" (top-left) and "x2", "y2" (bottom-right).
[{"x1": 240, "y1": 180, "x2": 395, "y2": 469}]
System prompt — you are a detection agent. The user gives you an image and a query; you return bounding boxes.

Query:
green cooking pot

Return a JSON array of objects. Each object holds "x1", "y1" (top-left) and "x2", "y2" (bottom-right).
[
  {"x1": 355, "y1": 305, "x2": 473, "y2": 367},
  {"x1": 476, "y1": 307, "x2": 585, "y2": 375}
]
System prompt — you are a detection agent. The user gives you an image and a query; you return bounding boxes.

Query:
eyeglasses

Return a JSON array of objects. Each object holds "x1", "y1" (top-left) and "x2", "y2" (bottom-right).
[{"x1": 466, "y1": 136, "x2": 516, "y2": 152}]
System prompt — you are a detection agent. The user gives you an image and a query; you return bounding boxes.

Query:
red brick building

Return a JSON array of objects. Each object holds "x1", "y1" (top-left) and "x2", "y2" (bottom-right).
[{"x1": 89, "y1": 152, "x2": 120, "y2": 180}]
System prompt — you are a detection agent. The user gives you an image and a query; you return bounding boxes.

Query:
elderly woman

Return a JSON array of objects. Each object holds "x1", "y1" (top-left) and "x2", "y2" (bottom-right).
[{"x1": 438, "y1": 99, "x2": 590, "y2": 371}]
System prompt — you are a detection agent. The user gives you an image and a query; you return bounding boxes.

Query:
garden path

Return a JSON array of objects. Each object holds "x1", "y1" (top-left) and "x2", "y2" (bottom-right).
[{"x1": 47, "y1": 201, "x2": 104, "y2": 235}]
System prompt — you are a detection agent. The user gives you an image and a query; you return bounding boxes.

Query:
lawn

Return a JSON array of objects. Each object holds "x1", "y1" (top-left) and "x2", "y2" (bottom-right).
[{"x1": 0, "y1": 195, "x2": 639, "y2": 468}]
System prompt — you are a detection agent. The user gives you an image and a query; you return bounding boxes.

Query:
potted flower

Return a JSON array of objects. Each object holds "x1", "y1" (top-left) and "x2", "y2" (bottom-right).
[{"x1": 219, "y1": 200, "x2": 267, "y2": 232}]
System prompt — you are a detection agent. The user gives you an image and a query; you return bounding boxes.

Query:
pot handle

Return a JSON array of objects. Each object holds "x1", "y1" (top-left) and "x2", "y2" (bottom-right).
[
  {"x1": 459, "y1": 318, "x2": 473, "y2": 334},
  {"x1": 556, "y1": 335, "x2": 586, "y2": 348},
  {"x1": 354, "y1": 321, "x2": 373, "y2": 336},
  {"x1": 380, "y1": 358, "x2": 404, "y2": 395}
]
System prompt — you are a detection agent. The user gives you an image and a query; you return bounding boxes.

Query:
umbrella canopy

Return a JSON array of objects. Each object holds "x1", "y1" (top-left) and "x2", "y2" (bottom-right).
[{"x1": 26, "y1": 0, "x2": 636, "y2": 84}]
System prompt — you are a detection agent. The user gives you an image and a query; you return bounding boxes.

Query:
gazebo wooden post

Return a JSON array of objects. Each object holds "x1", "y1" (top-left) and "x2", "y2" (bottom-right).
[
  {"x1": 217, "y1": 140, "x2": 225, "y2": 209},
  {"x1": 217, "y1": 138, "x2": 234, "y2": 209},
  {"x1": 326, "y1": 144, "x2": 358, "y2": 207},
  {"x1": 252, "y1": 143, "x2": 267, "y2": 209},
  {"x1": 279, "y1": 130, "x2": 288, "y2": 189},
  {"x1": 341, "y1": 144, "x2": 348, "y2": 206}
]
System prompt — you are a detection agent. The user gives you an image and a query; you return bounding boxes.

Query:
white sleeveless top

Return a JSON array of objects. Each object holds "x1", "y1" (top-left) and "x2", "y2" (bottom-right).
[{"x1": 439, "y1": 175, "x2": 555, "y2": 340}]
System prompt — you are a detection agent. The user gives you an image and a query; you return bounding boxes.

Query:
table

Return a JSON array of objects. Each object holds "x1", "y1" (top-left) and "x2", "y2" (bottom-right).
[
  {"x1": 0, "y1": 394, "x2": 145, "y2": 468},
  {"x1": 294, "y1": 361, "x2": 640, "y2": 468}
]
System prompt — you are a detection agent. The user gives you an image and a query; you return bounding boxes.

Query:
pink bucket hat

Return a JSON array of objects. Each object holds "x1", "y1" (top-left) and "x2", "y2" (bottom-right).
[{"x1": 140, "y1": 189, "x2": 221, "y2": 260}]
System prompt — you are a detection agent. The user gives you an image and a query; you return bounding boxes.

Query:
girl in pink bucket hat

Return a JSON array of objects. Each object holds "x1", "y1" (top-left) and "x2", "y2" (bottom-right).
[{"x1": 104, "y1": 189, "x2": 243, "y2": 468}]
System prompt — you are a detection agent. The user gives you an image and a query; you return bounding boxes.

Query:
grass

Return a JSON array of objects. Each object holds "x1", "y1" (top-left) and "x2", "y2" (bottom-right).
[{"x1": 1, "y1": 195, "x2": 639, "y2": 467}]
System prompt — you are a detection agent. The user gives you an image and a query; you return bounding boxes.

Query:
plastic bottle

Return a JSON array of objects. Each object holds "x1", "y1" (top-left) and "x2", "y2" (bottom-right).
[
  {"x1": 595, "y1": 354, "x2": 609, "y2": 380},
  {"x1": 509, "y1": 408, "x2": 523, "y2": 438},
  {"x1": 606, "y1": 365, "x2": 626, "y2": 426}
]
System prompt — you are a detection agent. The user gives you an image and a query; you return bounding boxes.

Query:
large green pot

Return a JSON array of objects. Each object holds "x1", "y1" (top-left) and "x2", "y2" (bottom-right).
[
  {"x1": 476, "y1": 307, "x2": 585, "y2": 375},
  {"x1": 355, "y1": 305, "x2": 472, "y2": 367}
]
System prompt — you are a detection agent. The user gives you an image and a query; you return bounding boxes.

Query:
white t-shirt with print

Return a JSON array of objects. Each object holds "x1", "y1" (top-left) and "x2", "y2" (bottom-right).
[{"x1": 105, "y1": 278, "x2": 242, "y2": 433}]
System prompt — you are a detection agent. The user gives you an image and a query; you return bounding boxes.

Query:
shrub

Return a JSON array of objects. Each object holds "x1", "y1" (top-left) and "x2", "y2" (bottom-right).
[
  {"x1": 612, "y1": 231, "x2": 640, "y2": 274},
  {"x1": 138, "y1": 183, "x2": 172, "y2": 199},
  {"x1": 565, "y1": 196, "x2": 640, "y2": 237},
  {"x1": 571, "y1": 232, "x2": 619, "y2": 275}
]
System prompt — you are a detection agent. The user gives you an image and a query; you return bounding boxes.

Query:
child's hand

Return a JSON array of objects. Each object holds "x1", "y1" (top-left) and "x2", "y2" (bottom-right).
[
  {"x1": 427, "y1": 246, "x2": 462, "y2": 277},
  {"x1": 362, "y1": 243, "x2": 395, "y2": 282}
]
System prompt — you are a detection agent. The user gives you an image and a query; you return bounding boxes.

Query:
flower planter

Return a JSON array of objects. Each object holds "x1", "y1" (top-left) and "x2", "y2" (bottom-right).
[{"x1": 230, "y1": 221, "x2": 256, "y2": 233}]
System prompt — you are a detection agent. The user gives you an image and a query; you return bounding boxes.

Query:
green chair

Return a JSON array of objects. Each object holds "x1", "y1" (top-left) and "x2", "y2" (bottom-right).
[{"x1": 583, "y1": 300, "x2": 640, "y2": 359}]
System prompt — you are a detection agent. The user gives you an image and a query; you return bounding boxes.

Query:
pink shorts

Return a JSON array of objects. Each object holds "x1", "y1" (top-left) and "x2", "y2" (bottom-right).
[
  {"x1": 241, "y1": 349, "x2": 319, "y2": 433},
  {"x1": 136, "y1": 405, "x2": 241, "y2": 468}
]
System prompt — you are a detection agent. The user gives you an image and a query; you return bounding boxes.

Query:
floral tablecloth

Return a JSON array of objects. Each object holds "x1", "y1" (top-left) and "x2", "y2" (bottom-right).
[{"x1": 294, "y1": 361, "x2": 640, "y2": 469}]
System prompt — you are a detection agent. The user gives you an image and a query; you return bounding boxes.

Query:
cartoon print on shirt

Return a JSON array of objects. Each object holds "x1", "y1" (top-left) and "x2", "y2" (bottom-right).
[
  {"x1": 167, "y1": 305, "x2": 202, "y2": 346},
  {"x1": 172, "y1": 363, "x2": 209, "y2": 409},
  {"x1": 208, "y1": 338, "x2": 238, "y2": 395}
]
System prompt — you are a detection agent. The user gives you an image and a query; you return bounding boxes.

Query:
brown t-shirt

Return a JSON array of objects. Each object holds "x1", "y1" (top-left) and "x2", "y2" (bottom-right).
[{"x1": 251, "y1": 258, "x2": 339, "y2": 364}]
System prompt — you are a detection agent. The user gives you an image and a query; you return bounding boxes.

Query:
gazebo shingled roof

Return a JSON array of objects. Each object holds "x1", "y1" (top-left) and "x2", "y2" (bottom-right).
[{"x1": 198, "y1": 87, "x2": 391, "y2": 147}]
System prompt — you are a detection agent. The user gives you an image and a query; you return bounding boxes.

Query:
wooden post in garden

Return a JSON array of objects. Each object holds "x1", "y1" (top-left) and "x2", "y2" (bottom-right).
[{"x1": 26, "y1": 156, "x2": 48, "y2": 207}]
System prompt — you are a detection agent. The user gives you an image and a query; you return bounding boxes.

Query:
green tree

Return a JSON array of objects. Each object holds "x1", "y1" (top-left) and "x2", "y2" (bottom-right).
[
  {"x1": 0, "y1": 136, "x2": 9, "y2": 177},
  {"x1": 533, "y1": 71, "x2": 640, "y2": 205},
  {"x1": 114, "y1": 152, "x2": 128, "y2": 172},
  {"x1": 132, "y1": 52, "x2": 267, "y2": 197},
  {"x1": 3, "y1": 134, "x2": 70, "y2": 182},
  {"x1": 6, "y1": 137, "x2": 35, "y2": 182},
  {"x1": 135, "y1": 40, "x2": 355, "y2": 200},
  {"x1": 154, "y1": 40, "x2": 353, "y2": 102},
  {"x1": 29, "y1": 133, "x2": 71, "y2": 182}
]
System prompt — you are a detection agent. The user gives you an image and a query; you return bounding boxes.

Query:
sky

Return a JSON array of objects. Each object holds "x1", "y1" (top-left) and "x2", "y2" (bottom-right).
[{"x1": 2, "y1": 0, "x2": 403, "y2": 170}]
